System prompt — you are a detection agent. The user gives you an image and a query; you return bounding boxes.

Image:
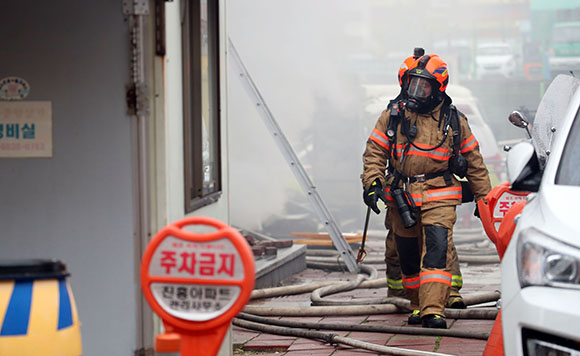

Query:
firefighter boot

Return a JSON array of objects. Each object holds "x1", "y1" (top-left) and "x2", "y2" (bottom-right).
[
  {"x1": 447, "y1": 295, "x2": 466, "y2": 309},
  {"x1": 422, "y1": 314, "x2": 447, "y2": 329},
  {"x1": 408, "y1": 310, "x2": 421, "y2": 325},
  {"x1": 387, "y1": 287, "x2": 407, "y2": 298}
]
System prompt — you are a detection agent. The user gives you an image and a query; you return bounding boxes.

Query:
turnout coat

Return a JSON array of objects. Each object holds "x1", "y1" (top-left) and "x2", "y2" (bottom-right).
[{"x1": 361, "y1": 100, "x2": 491, "y2": 210}]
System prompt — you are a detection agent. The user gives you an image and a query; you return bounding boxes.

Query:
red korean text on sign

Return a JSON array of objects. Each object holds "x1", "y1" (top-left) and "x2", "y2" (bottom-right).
[
  {"x1": 158, "y1": 250, "x2": 236, "y2": 278},
  {"x1": 161, "y1": 251, "x2": 177, "y2": 274}
]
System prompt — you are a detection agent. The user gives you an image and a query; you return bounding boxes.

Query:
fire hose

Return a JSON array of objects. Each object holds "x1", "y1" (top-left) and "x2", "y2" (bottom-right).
[{"x1": 235, "y1": 263, "x2": 501, "y2": 355}]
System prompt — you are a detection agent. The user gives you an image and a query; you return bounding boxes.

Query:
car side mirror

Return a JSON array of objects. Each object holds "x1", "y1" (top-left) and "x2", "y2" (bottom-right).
[
  {"x1": 509, "y1": 111, "x2": 529, "y2": 128},
  {"x1": 508, "y1": 111, "x2": 532, "y2": 138},
  {"x1": 507, "y1": 141, "x2": 542, "y2": 192}
]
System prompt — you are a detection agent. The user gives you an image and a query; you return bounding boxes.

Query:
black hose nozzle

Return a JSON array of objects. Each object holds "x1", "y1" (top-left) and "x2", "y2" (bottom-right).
[{"x1": 391, "y1": 188, "x2": 417, "y2": 228}]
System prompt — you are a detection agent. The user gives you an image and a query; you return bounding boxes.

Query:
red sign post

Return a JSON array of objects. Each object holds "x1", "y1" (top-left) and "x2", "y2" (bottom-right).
[{"x1": 140, "y1": 216, "x2": 255, "y2": 356}]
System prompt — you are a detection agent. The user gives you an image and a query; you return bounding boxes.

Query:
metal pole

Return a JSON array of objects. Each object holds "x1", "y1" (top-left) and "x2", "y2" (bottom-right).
[
  {"x1": 357, "y1": 207, "x2": 371, "y2": 263},
  {"x1": 228, "y1": 38, "x2": 357, "y2": 273}
]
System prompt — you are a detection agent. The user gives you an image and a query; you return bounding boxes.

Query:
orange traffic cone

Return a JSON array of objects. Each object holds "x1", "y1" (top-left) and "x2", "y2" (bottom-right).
[{"x1": 483, "y1": 310, "x2": 504, "y2": 356}]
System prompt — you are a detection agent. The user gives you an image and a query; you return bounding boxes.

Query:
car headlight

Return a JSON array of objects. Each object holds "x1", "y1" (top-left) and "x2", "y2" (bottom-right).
[{"x1": 517, "y1": 227, "x2": 580, "y2": 289}]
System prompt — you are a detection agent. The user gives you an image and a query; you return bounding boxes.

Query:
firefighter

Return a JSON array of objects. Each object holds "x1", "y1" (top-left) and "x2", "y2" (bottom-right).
[
  {"x1": 384, "y1": 52, "x2": 469, "y2": 325},
  {"x1": 361, "y1": 54, "x2": 491, "y2": 328}
]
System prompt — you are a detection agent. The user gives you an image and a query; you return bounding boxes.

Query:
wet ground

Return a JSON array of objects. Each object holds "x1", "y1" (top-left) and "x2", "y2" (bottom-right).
[{"x1": 233, "y1": 230, "x2": 501, "y2": 356}]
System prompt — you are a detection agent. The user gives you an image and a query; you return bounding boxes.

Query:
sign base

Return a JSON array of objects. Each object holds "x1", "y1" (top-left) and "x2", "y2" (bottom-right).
[{"x1": 180, "y1": 324, "x2": 229, "y2": 356}]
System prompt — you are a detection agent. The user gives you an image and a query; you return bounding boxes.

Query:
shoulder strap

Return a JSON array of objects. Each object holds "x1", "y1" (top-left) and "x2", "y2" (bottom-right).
[
  {"x1": 448, "y1": 104, "x2": 461, "y2": 153},
  {"x1": 386, "y1": 101, "x2": 404, "y2": 160}
]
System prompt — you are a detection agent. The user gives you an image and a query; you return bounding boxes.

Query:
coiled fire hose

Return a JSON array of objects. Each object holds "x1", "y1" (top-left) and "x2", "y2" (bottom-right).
[
  {"x1": 235, "y1": 262, "x2": 501, "y2": 355},
  {"x1": 233, "y1": 318, "x2": 457, "y2": 356}
]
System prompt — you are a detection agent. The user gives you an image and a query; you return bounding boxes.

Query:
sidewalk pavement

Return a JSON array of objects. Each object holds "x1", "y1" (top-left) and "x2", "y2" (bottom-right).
[{"x1": 233, "y1": 232, "x2": 501, "y2": 356}]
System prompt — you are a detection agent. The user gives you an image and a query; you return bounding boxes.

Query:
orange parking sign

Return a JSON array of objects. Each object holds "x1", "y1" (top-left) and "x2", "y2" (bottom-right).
[{"x1": 141, "y1": 217, "x2": 255, "y2": 356}]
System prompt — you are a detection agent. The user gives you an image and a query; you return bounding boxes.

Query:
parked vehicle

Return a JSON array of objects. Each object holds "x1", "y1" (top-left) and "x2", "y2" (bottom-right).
[
  {"x1": 475, "y1": 43, "x2": 518, "y2": 79},
  {"x1": 497, "y1": 74, "x2": 580, "y2": 355},
  {"x1": 548, "y1": 22, "x2": 580, "y2": 77}
]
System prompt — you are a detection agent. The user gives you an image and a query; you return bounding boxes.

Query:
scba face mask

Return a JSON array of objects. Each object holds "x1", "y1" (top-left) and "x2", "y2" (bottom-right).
[
  {"x1": 406, "y1": 76, "x2": 442, "y2": 114},
  {"x1": 408, "y1": 76, "x2": 432, "y2": 100}
]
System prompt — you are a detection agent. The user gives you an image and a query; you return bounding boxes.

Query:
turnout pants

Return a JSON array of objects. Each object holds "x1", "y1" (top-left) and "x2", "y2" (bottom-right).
[
  {"x1": 384, "y1": 209, "x2": 406, "y2": 297},
  {"x1": 384, "y1": 209, "x2": 463, "y2": 302},
  {"x1": 389, "y1": 204, "x2": 458, "y2": 317}
]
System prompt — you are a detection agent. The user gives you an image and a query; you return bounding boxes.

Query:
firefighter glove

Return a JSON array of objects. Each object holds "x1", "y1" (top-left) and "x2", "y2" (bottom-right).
[{"x1": 364, "y1": 178, "x2": 387, "y2": 214}]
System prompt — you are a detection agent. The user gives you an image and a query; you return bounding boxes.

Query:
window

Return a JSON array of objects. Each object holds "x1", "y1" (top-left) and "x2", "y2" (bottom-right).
[
  {"x1": 182, "y1": 0, "x2": 221, "y2": 212},
  {"x1": 556, "y1": 108, "x2": 580, "y2": 186}
]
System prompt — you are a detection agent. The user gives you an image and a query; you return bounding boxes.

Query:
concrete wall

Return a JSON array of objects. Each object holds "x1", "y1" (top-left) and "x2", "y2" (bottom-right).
[
  {"x1": 0, "y1": 1, "x2": 234, "y2": 354},
  {"x1": 156, "y1": 1, "x2": 232, "y2": 354},
  {"x1": 0, "y1": 1, "x2": 138, "y2": 354}
]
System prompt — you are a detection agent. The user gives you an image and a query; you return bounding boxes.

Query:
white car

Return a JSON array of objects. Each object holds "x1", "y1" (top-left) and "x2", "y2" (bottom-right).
[
  {"x1": 501, "y1": 74, "x2": 580, "y2": 355},
  {"x1": 475, "y1": 43, "x2": 517, "y2": 79}
]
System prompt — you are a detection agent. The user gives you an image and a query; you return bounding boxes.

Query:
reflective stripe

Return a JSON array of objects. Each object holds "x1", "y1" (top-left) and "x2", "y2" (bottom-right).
[
  {"x1": 408, "y1": 142, "x2": 450, "y2": 155},
  {"x1": 420, "y1": 271, "x2": 452, "y2": 286},
  {"x1": 407, "y1": 148, "x2": 452, "y2": 161},
  {"x1": 370, "y1": 129, "x2": 390, "y2": 150},
  {"x1": 387, "y1": 186, "x2": 461, "y2": 204},
  {"x1": 407, "y1": 141, "x2": 452, "y2": 161},
  {"x1": 393, "y1": 143, "x2": 452, "y2": 161},
  {"x1": 384, "y1": 187, "x2": 423, "y2": 206},
  {"x1": 394, "y1": 145, "x2": 405, "y2": 157},
  {"x1": 425, "y1": 187, "x2": 462, "y2": 202},
  {"x1": 451, "y1": 275, "x2": 463, "y2": 288},
  {"x1": 387, "y1": 278, "x2": 404, "y2": 290},
  {"x1": 403, "y1": 276, "x2": 420, "y2": 289},
  {"x1": 410, "y1": 193, "x2": 423, "y2": 206},
  {"x1": 460, "y1": 134, "x2": 478, "y2": 153}
]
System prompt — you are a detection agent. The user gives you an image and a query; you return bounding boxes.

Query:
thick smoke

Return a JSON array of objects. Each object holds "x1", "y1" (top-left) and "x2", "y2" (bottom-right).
[{"x1": 228, "y1": 0, "x2": 544, "y2": 237}]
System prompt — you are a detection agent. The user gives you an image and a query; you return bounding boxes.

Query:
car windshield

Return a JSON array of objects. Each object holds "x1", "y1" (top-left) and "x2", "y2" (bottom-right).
[
  {"x1": 531, "y1": 75, "x2": 580, "y2": 168},
  {"x1": 555, "y1": 107, "x2": 580, "y2": 186},
  {"x1": 478, "y1": 46, "x2": 511, "y2": 56}
]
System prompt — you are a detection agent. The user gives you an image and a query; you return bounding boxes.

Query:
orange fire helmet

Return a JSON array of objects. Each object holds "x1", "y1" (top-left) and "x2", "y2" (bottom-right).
[
  {"x1": 398, "y1": 56, "x2": 417, "y2": 87},
  {"x1": 398, "y1": 48, "x2": 425, "y2": 87},
  {"x1": 407, "y1": 54, "x2": 449, "y2": 92}
]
